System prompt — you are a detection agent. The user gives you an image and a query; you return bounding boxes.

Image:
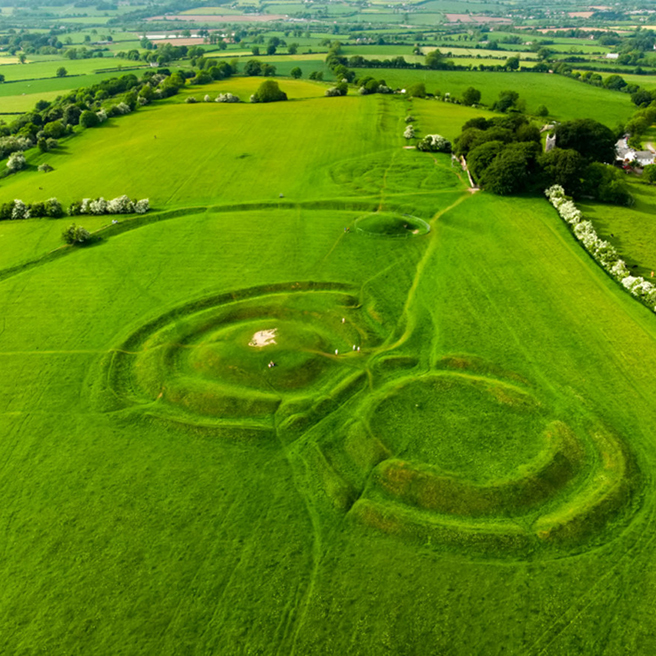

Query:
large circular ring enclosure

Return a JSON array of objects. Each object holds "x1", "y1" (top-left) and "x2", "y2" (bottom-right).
[
  {"x1": 103, "y1": 282, "x2": 381, "y2": 430},
  {"x1": 318, "y1": 369, "x2": 641, "y2": 559}
]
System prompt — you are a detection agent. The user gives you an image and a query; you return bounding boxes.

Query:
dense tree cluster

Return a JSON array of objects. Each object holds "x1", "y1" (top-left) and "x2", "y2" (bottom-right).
[
  {"x1": 455, "y1": 116, "x2": 630, "y2": 204},
  {"x1": 244, "y1": 60, "x2": 277, "y2": 77}
]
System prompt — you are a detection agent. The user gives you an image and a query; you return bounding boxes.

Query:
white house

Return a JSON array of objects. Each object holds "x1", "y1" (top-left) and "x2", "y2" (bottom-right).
[{"x1": 616, "y1": 136, "x2": 655, "y2": 167}]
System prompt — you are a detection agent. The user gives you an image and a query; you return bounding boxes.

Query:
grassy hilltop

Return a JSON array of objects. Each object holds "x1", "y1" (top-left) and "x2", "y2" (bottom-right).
[{"x1": 1, "y1": 79, "x2": 656, "y2": 654}]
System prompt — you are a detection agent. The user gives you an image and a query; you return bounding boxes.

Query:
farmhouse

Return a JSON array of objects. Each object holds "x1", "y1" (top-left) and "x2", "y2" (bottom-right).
[{"x1": 615, "y1": 136, "x2": 655, "y2": 167}]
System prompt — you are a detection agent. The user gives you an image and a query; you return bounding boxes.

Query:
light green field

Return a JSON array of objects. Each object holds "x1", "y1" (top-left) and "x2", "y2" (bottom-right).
[
  {"x1": 0, "y1": 89, "x2": 69, "y2": 113},
  {"x1": 0, "y1": 69, "x2": 151, "y2": 102},
  {"x1": 1, "y1": 79, "x2": 656, "y2": 655},
  {"x1": 0, "y1": 58, "x2": 130, "y2": 82}
]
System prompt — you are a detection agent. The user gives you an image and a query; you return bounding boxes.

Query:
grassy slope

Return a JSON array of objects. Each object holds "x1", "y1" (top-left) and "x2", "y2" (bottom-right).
[
  {"x1": 1, "y1": 83, "x2": 656, "y2": 655},
  {"x1": 0, "y1": 79, "x2": 489, "y2": 209}
]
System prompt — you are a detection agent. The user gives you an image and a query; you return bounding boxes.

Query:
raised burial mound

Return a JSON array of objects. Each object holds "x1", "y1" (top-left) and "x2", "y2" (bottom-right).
[{"x1": 101, "y1": 281, "x2": 387, "y2": 431}]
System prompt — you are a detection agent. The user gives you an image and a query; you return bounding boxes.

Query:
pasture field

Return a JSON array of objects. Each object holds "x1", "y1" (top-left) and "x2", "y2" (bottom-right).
[
  {"x1": 580, "y1": 179, "x2": 656, "y2": 279},
  {"x1": 2, "y1": 78, "x2": 656, "y2": 655},
  {"x1": 353, "y1": 69, "x2": 635, "y2": 123},
  {"x1": 0, "y1": 69, "x2": 152, "y2": 102}
]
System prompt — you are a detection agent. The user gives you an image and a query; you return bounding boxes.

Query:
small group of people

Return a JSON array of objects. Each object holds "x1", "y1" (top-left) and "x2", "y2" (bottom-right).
[{"x1": 267, "y1": 361, "x2": 276, "y2": 368}]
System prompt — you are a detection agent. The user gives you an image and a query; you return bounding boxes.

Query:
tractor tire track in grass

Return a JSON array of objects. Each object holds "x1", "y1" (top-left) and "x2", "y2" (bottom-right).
[{"x1": 528, "y1": 500, "x2": 656, "y2": 655}]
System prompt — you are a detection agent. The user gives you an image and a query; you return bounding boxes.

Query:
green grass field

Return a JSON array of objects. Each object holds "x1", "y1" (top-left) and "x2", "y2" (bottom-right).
[
  {"x1": 353, "y1": 69, "x2": 634, "y2": 124},
  {"x1": 1, "y1": 78, "x2": 656, "y2": 654},
  {"x1": 580, "y1": 177, "x2": 656, "y2": 278}
]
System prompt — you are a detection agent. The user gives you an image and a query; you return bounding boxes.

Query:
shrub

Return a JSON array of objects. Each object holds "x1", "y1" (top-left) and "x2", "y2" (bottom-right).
[
  {"x1": 325, "y1": 82, "x2": 348, "y2": 97},
  {"x1": 185, "y1": 96, "x2": 198, "y2": 104},
  {"x1": 403, "y1": 125, "x2": 415, "y2": 140},
  {"x1": 417, "y1": 134, "x2": 452, "y2": 153},
  {"x1": 204, "y1": 94, "x2": 212, "y2": 102},
  {"x1": 109, "y1": 102, "x2": 132, "y2": 117},
  {"x1": 251, "y1": 80, "x2": 287, "y2": 103},
  {"x1": 544, "y1": 185, "x2": 655, "y2": 311},
  {"x1": 42, "y1": 120, "x2": 66, "y2": 139},
  {"x1": 45, "y1": 197, "x2": 64, "y2": 217},
  {"x1": 0, "y1": 203, "x2": 12, "y2": 221},
  {"x1": 69, "y1": 201, "x2": 82, "y2": 216},
  {"x1": 89, "y1": 197, "x2": 108, "y2": 215},
  {"x1": 0, "y1": 135, "x2": 31, "y2": 159},
  {"x1": 407, "y1": 82, "x2": 426, "y2": 98},
  {"x1": 80, "y1": 110, "x2": 100, "y2": 128},
  {"x1": 62, "y1": 223, "x2": 91, "y2": 245},
  {"x1": 134, "y1": 199, "x2": 150, "y2": 214},
  {"x1": 107, "y1": 195, "x2": 134, "y2": 214},
  {"x1": 72, "y1": 195, "x2": 149, "y2": 215},
  {"x1": 462, "y1": 86, "x2": 481, "y2": 106},
  {"x1": 7, "y1": 152, "x2": 26, "y2": 172},
  {"x1": 29, "y1": 202, "x2": 46, "y2": 217},
  {"x1": 11, "y1": 200, "x2": 30, "y2": 220},
  {"x1": 216, "y1": 93, "x2": 240, "y2": 103},
  {"x1": 643, "y1": 164, "x2": 656, "y2": 184},
  {"x1": 38, "y1": 163, "x2": 54, "y2": 173},
  {"x1": 190, "y1": 70, "x2": 212, "y2": 85}
]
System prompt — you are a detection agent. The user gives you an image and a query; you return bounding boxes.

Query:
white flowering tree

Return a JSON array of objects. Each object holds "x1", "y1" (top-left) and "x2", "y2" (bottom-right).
[
  {"x1": 416, "y1": 134, "x2": 452, "y2": 153},
  {"x1": 403, "y1": 125, "x2": 415, "y2": 140},
  {"x1": 107, "y1": 195, "x2": 135, "y2": 214},
  {"x1": 216, "y1": 93, "x2": 240, "y2": 103},
  {"x1": 134, "y1": 199, "x2": 150, "y2": 214},
  {"x1": 11, "y1": 200, "x2": 30, "y2": 220},
  {"x1": 0, "y1": 136, "x2": 31, "y2": 160},
  {"x1": 7, "y1": 152, "x2": 26, "y2": 173},
  {"x1": 89, "y1": 197, "x2": 108, "y2": 215}
]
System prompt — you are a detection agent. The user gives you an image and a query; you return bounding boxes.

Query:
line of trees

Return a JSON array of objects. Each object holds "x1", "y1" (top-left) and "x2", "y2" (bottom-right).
[{"x1": 0, "y1": 195, "x2": 150, "y2": 221}]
